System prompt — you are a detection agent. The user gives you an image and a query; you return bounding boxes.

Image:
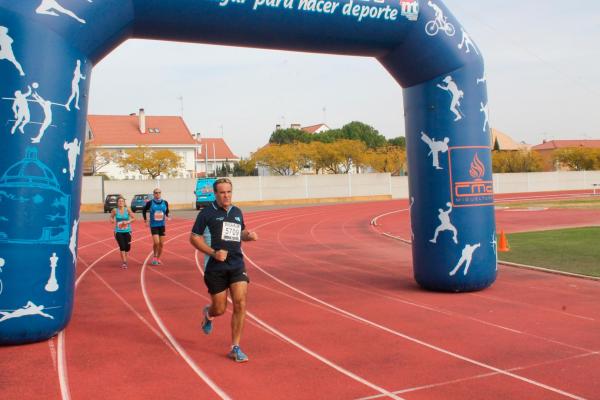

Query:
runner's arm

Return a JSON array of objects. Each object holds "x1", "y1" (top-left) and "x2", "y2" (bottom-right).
[
  {"x1": 142, "y1": 201, "x2": 151, "y2": 221},
  {"x1": 164, "y1": 201, "x2": 170, "y2": 218}
]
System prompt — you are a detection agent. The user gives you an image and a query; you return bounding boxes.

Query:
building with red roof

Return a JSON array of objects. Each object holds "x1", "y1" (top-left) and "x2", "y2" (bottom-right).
[
  {"x1": 195, "y1": 137, "x2": 240, "y2": 177},
  {"x1": 85, "y1": 109, "x2": 199, "y2": 179}
]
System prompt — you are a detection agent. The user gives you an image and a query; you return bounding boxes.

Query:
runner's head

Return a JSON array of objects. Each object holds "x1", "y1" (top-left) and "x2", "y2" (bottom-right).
[
  {"x1": 153, "y1": 188, "x2": 162, "y2": 200},
  {"x1": 117, "y1": 196, "x2": 126, "y2": 208},
  {"x1": 213, "y1": 178, "x2": 233, "y2": 208}
]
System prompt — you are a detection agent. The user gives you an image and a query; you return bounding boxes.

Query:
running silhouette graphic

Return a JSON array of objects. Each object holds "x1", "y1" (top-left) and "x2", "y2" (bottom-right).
[
  {"x1": 421, "y1": 132, "x2": 449, "y2": 170},
  {"x1": 425, "y1": 1, "x2": 455, "y2": 37},
  {"x1": 36, "y1": 0, "x2": 86, "y2": 24},
  {"x1": 63, "y1": 138, "x2": 80, "y2": 181},
  {"x1": 430, "y1": 202, "x2": 458, "y2": 244},
  {"x1": 480, "y1": 101, "x2": 489, "y2": 132},
  {"x1": 0, "y1": 26, "x2": 25, "y2": 76},
  {"x1": 11, "y1": 86, "x2": 32, "y2": 134},
  {"x1": 65, "y1": 60, "x2": 86, "y2": 111},
  {"x1": 437, "y1": 76, "x2": 464, "y2": 121},
  {"x1": 69, "y1": 219, "x2": 78, "y2": 263},
  {"x1": 0, "y1": 301, "x2": 54, "y2": 322},
  {"x1": 449, "y1": 243, "x2": 481, "y2": 276},
  {"x1": 457, "y1": 27, "x2": 478, "y2": 54}
]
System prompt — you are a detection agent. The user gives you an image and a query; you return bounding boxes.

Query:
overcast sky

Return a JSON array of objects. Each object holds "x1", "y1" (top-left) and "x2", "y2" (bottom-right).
[{"x1": 88, "y1": 0, "x2": 600, "y2": 158}]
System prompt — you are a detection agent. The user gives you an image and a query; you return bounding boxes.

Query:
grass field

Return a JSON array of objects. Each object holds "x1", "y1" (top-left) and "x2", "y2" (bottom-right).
[
  {"x1": 499, "y1": 227, "x2": 600, "y2": 278},
  {"x1": 495, "y1": 196, "x2": 600, "y2": 209}
]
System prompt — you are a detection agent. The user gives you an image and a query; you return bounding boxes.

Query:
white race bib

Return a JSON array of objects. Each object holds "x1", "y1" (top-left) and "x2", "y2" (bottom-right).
[
  {"x1": 154, "y1": 211, "x2": 164, "y2": 221},
  {"x1": 222, "y1": 222, "x2": 241, "y2": 242}
]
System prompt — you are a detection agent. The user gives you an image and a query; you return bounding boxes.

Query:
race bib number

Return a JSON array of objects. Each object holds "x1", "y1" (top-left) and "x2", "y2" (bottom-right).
[
  {"x1": 154, "y1": 211, "x2": 164, "y2": 221},
  {"x1": 118, "y1": 221, "x2": 128, "y2": 229},
  {"x1": 221, "y1": 222, "x2": 241, "y2": 242}
]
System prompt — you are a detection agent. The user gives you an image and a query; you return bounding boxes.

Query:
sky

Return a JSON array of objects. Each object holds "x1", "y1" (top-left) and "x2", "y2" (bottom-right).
[{"x1": 88, "y1": 0, "x2": 600, "y2": 158}]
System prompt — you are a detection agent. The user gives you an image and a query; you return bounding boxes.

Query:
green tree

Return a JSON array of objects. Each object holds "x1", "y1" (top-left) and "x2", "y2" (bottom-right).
[
  {"x1": 269, "y1": 128, "x2": 313, "y2": 144},
  {"x1": 337, "y1": 121, "x2": 387, "y2": 149},
  {"x1": 117, "y1": 146, "x2": 183, "y2": 179},
  {"x1": 233, "y1": 158, "x2": 257, "y2": 176},
  {"x1": 493, "y1": 137, "x2": 500, "y2": 152},
  {"x1": 387, "y1": 136, "x2": 406, "y2": 148}
]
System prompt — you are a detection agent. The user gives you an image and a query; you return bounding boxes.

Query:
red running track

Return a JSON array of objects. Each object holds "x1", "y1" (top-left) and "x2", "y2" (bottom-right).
[{"x1": 2, "y1": 198, "x2": 600, "y2": 400}]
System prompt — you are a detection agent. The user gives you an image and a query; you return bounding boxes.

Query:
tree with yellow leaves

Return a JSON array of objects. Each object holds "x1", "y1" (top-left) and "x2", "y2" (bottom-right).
[
  {"x1": 117, "y1": 146, "x2": 183, "y2": 179},
  {"x1": 252, "y1": 144, "x2": 305, "y2": 175},
  {"x1": 365, "y1": 146, "x2": 407, "y2": 175}
]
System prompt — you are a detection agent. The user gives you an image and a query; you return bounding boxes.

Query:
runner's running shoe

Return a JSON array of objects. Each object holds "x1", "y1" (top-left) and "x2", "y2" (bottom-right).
[
  {"x1": 228, "y1": 345, "x2": 248, "y2": 363},
  {"x1": 201, "y1": 305, "x2": 213, "y2": 335}
]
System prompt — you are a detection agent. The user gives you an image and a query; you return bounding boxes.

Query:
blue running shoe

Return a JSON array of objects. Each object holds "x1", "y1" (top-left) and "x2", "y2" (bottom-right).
[
  {"x1": 228, "y1": 345, "x2": 249, "y2": 363},
  {"x1": 201, "y1": 305, "x2": 213, "y2": 335}
]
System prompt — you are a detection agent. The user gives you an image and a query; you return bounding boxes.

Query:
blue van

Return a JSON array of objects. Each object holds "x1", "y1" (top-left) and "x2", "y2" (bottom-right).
[{"x1": 195, "y1": 178, "x2": 216, "y2": 210}]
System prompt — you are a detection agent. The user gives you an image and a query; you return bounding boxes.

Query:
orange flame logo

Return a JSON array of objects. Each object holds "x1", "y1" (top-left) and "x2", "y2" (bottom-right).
[{"x1": 469, "y1": 153, "x2": 485, "y2": 179}]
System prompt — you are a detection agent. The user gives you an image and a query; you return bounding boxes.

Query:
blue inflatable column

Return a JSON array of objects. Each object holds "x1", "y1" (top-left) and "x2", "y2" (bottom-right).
[
  {"x1": 403, "y1": 62, "x2": 497, "y2": 291},
  {"x1": 0, "y1": 12, "x2": 92, "y2": 344}
]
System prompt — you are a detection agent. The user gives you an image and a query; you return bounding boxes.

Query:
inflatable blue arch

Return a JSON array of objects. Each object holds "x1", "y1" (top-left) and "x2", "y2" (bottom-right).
[{"x1": 0, "y1": 0, "x2": 496, "y2": 345}]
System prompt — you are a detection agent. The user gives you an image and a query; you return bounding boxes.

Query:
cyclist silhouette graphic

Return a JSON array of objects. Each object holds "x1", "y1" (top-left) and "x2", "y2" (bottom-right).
[{"x1": 425, "y1": 1, "x2": 455, "y2": 37}]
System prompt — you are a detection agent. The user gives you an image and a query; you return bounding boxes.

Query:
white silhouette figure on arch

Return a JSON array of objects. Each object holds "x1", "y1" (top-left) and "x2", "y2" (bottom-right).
[
  {"x1": 11, "y1": 86, "x2": 32, "y2": 134},
  {"x1": 64, "y1": 138, "x2": 81, "y2": 181},
  {"x1": 480, "y1": 101, "x2": 489, "y2": 132},
  {"x1": 0, "y1": 26, "x2": 25, "y2": 76},
  {"x1": 69, "y1": 219, "x2": 79, "y2": 263},
  {"x1": 0, "y1": 301, "x2": 54, "y2": 322},
  {"x1": 65, "y1": 60, "x2": 86, "y2": 111},
  {"x1": 36, "y1": 0, "x2": 86, "y2": 24},
  {"x1": 437, "y1": 76, "x2": 464, "y2": 122},
  {"x1": 45, "y1": 252, "x2": 59, "y2": 292},
  {"x1": 430, "y1": 202, "x2": 458, "y2": 244},
  {"x1": 421, "y1": 132, "x2": 449, "y2": 170},
  {"x1": 458, "y1": 27, "x2": 479, "y2": 55},
  {"x1": 449, "y1": 243, "x2": 481, "y2": 276}
]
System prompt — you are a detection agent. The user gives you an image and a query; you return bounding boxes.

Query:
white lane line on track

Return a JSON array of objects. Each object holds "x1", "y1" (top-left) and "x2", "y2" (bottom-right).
[
  {"x1": 282, "y1": 215, "x2": 597, "y2": 344},
  {"x1": 243, "y1": 252, "x2": 588, "y2": 400},
  {"x1": 141, "y1": 231, "x2": 232, "y2": 400},
  {"x1": 188, "y1": 251, "x2": 405, "y2": 400},
  {"x1": 57, "y1": 221, "x2": 192, "y2": 400},
  {"x1": 253, "y1": 212, "x2": 597, "y2": 351},
  {"x1": 355, "y1": 351, "x2": 599, "y2": 400}
]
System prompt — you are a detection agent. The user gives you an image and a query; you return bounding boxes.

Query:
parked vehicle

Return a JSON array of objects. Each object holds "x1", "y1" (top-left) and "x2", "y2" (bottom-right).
[
  {"x1": 195, "y1": 177, "x2": 216, "y2": 210},
  {"x1": 103, "y1": 194, "x2": 122, "y2": 213},
  {"x1": 130, "y1": 193, "x2": 151, "y2": 212}
]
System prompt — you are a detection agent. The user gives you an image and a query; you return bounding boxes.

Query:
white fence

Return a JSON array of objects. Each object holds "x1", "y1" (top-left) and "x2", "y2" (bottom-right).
[{"x1": 81, "y1": 170, "x2": 600, "y2": 207}]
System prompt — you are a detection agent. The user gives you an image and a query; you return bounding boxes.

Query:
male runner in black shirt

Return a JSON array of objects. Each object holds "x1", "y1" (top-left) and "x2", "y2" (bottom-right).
[{"x1": 190, "y1": 178, "x2": 258, "y2": 362}]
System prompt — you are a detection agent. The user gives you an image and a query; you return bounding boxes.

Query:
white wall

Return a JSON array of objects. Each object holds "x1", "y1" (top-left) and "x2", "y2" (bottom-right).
[{"x1": 81, "y1": 171, "x2": 600, "y2": 206}]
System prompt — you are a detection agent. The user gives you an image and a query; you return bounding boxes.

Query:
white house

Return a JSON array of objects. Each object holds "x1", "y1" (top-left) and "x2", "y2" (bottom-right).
[{"x1": 85, "y1": 109, "x2": 199, "y2": 179}]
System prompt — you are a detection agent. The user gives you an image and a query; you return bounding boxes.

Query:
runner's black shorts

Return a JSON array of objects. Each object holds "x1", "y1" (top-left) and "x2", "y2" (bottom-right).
[
  {"x1": 115, "y1": 232, "x2": 131, "y2": 252},
  {"x1": 204, "y1": 267, "x2": 249, "y2": 295},
  {"x1": 150, "y1": 226, "x2": 166, "y2": 236}
]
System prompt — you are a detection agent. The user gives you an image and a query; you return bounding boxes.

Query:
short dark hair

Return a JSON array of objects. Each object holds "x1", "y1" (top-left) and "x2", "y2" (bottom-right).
[{"x1": 213, "y1": 177, "x2": 232, "y2": 192}]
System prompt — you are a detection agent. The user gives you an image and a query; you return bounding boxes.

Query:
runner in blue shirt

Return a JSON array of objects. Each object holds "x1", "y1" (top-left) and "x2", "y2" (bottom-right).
[
  {"x1": 190, "y1": 177, "x2": 258, "y2": 363},
  {"x1": 110, "y1": 196, "x2": 134, "y2": 269},
  {"x1": 143, "y1": 188, "x2": 170, "y2": 265}
]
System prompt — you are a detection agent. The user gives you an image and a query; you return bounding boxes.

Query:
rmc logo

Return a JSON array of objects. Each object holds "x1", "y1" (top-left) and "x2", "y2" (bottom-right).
[
  {"x1": 400, "y1": 0, "x2": 419, "y2": 21},
  {"x1": 448, "y1": 146, "x2": 494, "y2": 207}
]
